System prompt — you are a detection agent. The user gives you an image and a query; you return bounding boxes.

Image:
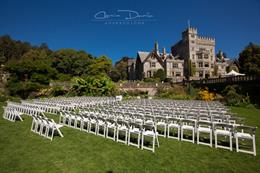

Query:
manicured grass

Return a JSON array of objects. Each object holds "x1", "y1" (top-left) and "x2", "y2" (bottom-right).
[{"x1": 0, "y1": 103, "x2": 260, "y2": 173}]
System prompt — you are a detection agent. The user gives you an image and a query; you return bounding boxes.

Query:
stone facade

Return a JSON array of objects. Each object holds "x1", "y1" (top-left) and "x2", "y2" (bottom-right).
[
  {"x1": 171, "y1": 27, "x2": 217, "y2": 79},
  {"x1": 134, "y1": 42, "x2": 184, "y2": 81},
  {"x1": 126, "y1": 27, "x2": 232, "y2": 81}
]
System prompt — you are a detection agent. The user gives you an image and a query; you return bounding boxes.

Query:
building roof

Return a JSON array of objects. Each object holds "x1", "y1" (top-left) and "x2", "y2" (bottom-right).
[{"x1": 137, "y1": 51, "x2": 150, "y2": 62}]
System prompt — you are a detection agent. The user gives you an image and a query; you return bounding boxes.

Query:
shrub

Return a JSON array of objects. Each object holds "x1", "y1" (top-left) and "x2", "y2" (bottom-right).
[
  {"x1": 156, "y1": 85, "x2": 192, "y2": 100},
  {"x1": 222, "y1": 85, "x2": 251, "y2": 106},
  {"x1": 144, "y1": 77, "x2": 160, "y2": 83},
  {"x1": 71, "y1": 75, "x2": 116, "y2": 96},
  {"x1": 115, "y1": 89, "x2": 149, "y2": 99},
  {"x1": 197, "y1": 88, "x2": 215, "y2": 101}
]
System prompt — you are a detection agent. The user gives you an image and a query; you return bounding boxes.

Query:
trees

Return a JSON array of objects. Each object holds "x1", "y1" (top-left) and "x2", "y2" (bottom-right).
[
  {"x1": 71, "y1": 75, "x2": 116, "y2": 96},
  {"x1": 154, "y1": 69, "x2": 166, "y2": 81},
  {"x1": 88, "y1": 55, "x2": 112, "y2": 76},
  {"x1": 1, "y1": 35, "x2": 116, "y2": 98},
  {"x1": 0, "y1": 35, "x2": 32, "y2": 64},
  {"x1": 111, "y1": 57, "x2": 130, "y2": 81},
  {"x1": 238, "y1": 43, "x2": 260, "y2": 75},
  {"x1": 188, "y1": 59, "x2": 196, "y2": 77},
  {"x1": 4, "y1": 49, "x2": 57, "y2": 98}
]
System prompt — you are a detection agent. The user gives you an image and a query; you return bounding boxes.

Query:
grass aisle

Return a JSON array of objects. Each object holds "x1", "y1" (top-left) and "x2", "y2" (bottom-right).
[{"x1": 0, "y1": 103, "x2": 260, "y2": 173}]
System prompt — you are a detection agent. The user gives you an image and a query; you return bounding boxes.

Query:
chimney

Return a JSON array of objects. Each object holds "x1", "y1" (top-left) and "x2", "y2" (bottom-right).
[
  {"x1": 154, "y1": 42, "x2": 159, "y2": 53},
  {"x1": 163, "y1": 47, "x2": 166, "y2": 55}
]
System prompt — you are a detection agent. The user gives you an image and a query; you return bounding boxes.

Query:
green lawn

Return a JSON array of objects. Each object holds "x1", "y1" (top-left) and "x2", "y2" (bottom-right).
[{"x1": 0, "y1": 102, "x2": 260, "y2": 173}]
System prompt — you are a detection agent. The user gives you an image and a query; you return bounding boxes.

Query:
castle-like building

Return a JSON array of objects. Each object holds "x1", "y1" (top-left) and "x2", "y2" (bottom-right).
[{"x1": 123, "y1": 27, "x2": 232, "y2": 81}]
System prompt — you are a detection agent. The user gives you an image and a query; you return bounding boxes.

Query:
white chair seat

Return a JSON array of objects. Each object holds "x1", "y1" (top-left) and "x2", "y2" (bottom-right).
[
  {"x1": 55, "y1": 124, "x2": 63, "y2": 128},
  {"x1": 145, "y1": 120, "x2": 154, "y2": 124},
  {"x1": 135, "y1": 119, "x2": 143, "y2": 123},
  {"x1": 70, "y1": 115, "x2": 76, "y2": 119},
  {"x1": 198, "y1": 127, "x2": 211, "y2": 133},
  {"x1": 118, "y1": 125, "x2": 128, "y2": 131},
  {"x1": 107, "y1": 123, "x2": 116, "y2": 128},
  {"x1": 168, "y1": 123, "x2": 179, "y2": 128},
  {"x1": 98, "y1": 121, "x2": 105, "y2": 126},
  {"x1": 182, "y1": 125, "x2": 194, "y2": 130},
  {"x1": 90, "y1": 119, "x2": 96, "y2": 123},
  {"x1": 130, "y1": 128, "x2": 141, "y2": 133},
  {"x1": 76, "y1": 117, "x2": 82, "y2": 120},
  {"x1": 143, "y1": 130, "x2": 157, "y2": 136},
  {"x1": 157, "y1": 122, "x2": 166, "y2": 126},
  {"x1": 215, "y1": 129, "x2": 231, "y2": 136},
  {"x1": 235, "y1": 132, "x2": 252, "y2": 139}
]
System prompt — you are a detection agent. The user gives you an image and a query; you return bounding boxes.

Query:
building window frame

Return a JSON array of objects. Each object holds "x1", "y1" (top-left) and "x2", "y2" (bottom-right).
[
  {"x1": 150, "y1": 62, "x2": 156, "y2": 68},
  {"x1": 172, "y1": 63, "x2": 178, "y2": 68}
]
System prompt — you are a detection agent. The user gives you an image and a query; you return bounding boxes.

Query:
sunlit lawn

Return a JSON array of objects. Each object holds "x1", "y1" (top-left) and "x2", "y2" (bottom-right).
[{"x1": 0, "y1": 102, "x2": 260, "y2": 173}]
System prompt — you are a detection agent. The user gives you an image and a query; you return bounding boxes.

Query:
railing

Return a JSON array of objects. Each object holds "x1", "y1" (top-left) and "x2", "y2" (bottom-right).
[
  {"x1": 185, "y1": 75, "x2": 259, "y2": 85},
  {"x1": 117, "y1": 82, "x2": 171, "y2": 88}
]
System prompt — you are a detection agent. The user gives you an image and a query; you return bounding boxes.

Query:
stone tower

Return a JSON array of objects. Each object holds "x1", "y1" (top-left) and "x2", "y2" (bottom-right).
[{"x1": 171, "y1": 27, "x2": 215, "y2": 78}]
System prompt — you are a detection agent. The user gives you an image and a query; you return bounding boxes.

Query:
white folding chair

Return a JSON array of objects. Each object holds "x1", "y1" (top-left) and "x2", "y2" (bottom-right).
[
  {"x1": 167, "y1": 117, "x2": 181, "y2": 140},
  {"x1": 106, "y1": 118, "x2": 117, "y2": 141},
  {"x1": 116, "y1": 120, "x2": 129, "y2": 144},
  {"x1": 81, "y1": 114, "x2": 90, "y2": 132},
  {"x1": 214, "y1": 123, "x2": 233, "y2": 151},
  {"x1": 234, "y1": 125, "x2": 257, "y2": 156},
  {"x1": 128, "y1": 122, "x2": 142, "y2": 148},
  {"x1": 181, "y1": 119, "x2": 196, "y2": 143},
  {"x1": 97, "y1": 117, "x2": 106, "y2": 137},
  {"x1": 141, "y1": 124, "x2": 159, "y2": 152},
  {"x1": 197, "y1": 121, "x2": 213, "y2": 147},
  {"x1": 46, "y1": 118, "x2": 64, "y2": 140},
  {"x1": 156, "y1": 116, "x2": 167, "y2": 137},
  {"x1": 88, "y1": 114, "x2": 98, "y2": 134}
]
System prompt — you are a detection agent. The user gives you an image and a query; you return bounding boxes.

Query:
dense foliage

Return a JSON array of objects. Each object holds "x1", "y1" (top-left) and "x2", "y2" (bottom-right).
[
  {"x1": 71, "y1": 76, "x2": 115, "y2": 96},
  {"x1": 238, "y1": 43, "x2": 260, "y2": 75},
  {"x1": 222, "y1": 85, "x2": 250, "y2": 106},
  {"x1": 0, "y1": 35, "x2": 113, "y2": 98},
  {"x1": 153, "y1": 69, "x2": 166, "y2": 81},
  {"x1": 111, "y1": 57, "x2": 132, "y2": 82}
]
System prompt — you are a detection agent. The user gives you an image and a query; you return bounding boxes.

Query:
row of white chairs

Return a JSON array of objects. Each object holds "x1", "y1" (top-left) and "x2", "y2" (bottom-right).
[
  {"x1": 3, "y1": 107, "x2": 23, "y2": 122},
  {"x1": 33, "y1": 96, "x2": 119, "y2": 110},
  {"x1": 21, "y1": 101, "x2": 60, "y2": 114},
  {"x1": 6, "y1": 101, "x2": 44, "y2": 116},
  {"x1": 76, "y1": 109, "x2": 256, "y2": 156},
  {"x1": 31, "y1": 115, "x2": 64, "y2": 140},
  {"x1": 59, "y1": 111, "x2": 159, "y2": 152}
]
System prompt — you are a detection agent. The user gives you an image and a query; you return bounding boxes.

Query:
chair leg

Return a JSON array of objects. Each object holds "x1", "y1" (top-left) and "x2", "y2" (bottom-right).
[
  {"x1": 229, "y1": 134, "x2": 232, "y2": 151},
  {"x1": 156, "y1": 135, "x2": 160, "y2": 147},
  {"x1": 137, "y1": 133, "x2": 140, "y2": 148},
  {"x1": 128, "y1": 132, "x2": 130, "y2": 145},
  {"x1": 236, "y1": 136, "x2": 239, "y2": 152},
  {"x1": 210, "y1": 131, "x2": 212, "y2": 147},
  {"x1": 215, "y1": 133, "x2": 218, "y2": 148},
  {"x1": 125, "y1": 130, "x2": 128, "y2": 144},
  {"x1": 152, "y1": 135, "x2": 155, "y2": 153},
  {"x1": 253, "y1": 135, "x2": 256, "y2": 156},
  {"x1": 141, "y1": 134, "x2": 144, "y2": 150},
  {"x1": 192, "y1": 129, "x2": 195, "y2": 143},
  {"x1": 197, "y1": 130, "x2": 200, "y2": 144},
  {"x1": 164, "y1": 125, "x2": 167, "y2": 137}
]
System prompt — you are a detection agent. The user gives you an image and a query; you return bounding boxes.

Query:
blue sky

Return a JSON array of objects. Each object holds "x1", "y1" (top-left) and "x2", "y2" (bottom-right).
[{"x1": 0, "y1": 0, "x2": 260, "y2": 63}]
